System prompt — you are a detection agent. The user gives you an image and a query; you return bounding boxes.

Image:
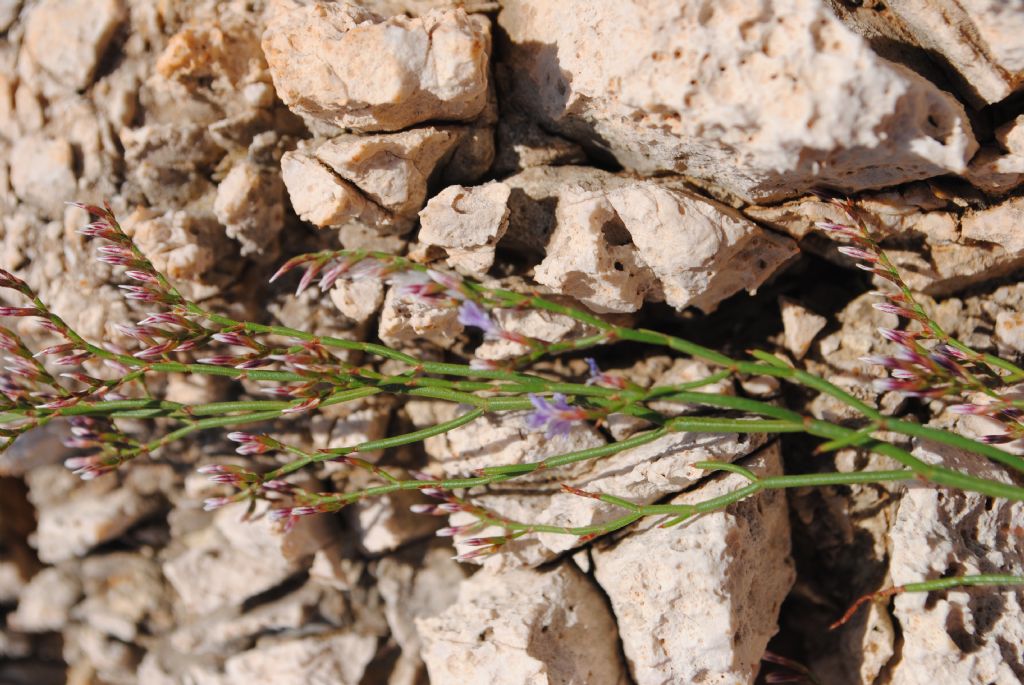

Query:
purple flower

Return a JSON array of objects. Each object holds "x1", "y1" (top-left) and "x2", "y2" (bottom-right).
[
  {"x1": 584, "y1": 358, "x2": 627, "y2": 389},
  {"x1": 458, "y1": 301, "x2": 500, "y2": 339},
  {"x1": 526, "y1": 393, "x2": 587, "y2": 439}
]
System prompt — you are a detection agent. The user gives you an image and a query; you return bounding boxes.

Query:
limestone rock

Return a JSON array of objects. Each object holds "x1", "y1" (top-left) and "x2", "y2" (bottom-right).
[
  {"x1": 749, "y1": 191, "x2": 1024, "y2": 296},
  {"x1": 808, "y1": 293, "x2": 900, "y2": 422},
  {"x1": 447, "y1": 430, "x2": 768, "y2": 567},
  {"x1": 280, "y1": 150, "x2": 388, "y2": 229},
  {"x1": 120, "y1": 123, "x2": 224, "y2": 208},
  {"x1": 378, "y1": 285, "x2": 463, "y2": 346},
  {"x1": 493, "y1": 111, "x2": 588, "y2": 175},
  {"x1": 156, "y1": 10, "x2": 271, "y2": 111},
  {"x1": 330, "y1": 278, "x2": 386, "y2": 323},
  {"x1": 263, "y1": 2, "x2": 491, "y2": 131},
  {"x1": 214, "y1": 160, "x2": 285, "y2": 259},
  {"x1": 319, "y1": 128, "x2": 472, "y2": 216},
  {"x1": 498, "y1": 0, "x2": 977, "y2": 202},
  {"x1": 162, "y1": 502, "x2": 333, "y2": 615},
  {"x1": 9, "y1": 135, "x2": 77, "y2": 216},
  {"x1": 125, "y1": 208, "x2": 237, "y2": 292},
  {"x1": 473, "y1": 299, "x2": 601, "y2": 361},
  {"x1": 997, "y1": 115, "x2": 1024, "y2": 156},
  {"x1": 23, "y1": 0, "x2": 125, "y2": 91},
  {"x1": 213, "y1": 631, "x2": 378, "y2": 685},
  {"x1": 0, "y1": 1, "x2": 20, "y2": 32},
  {"x1": 963, "y1": 146, "x2": 1024, "y2": 196},
  {"x1": 887, "y1": 444, "x2": 1024, "y2": 685},
  {"x1": 348, "y1": 489, "x2": 440, "y2": 555},
  {"x1": 417, "y1": 563, "x2": 627, "y2": 685},
  {"x1": 418, "y1": 181, "x2": 511, "y2": 274},
  {"x1": 995, "y1": 311, "x2": 1024, "y2": 354},
  {"x1": 282, "y1": 126, "x2": 482, "y2": 232},
  {"x1": 72, "y1": 553, "x2": 168, "y2": 643},
  {"x1": 8, "y1": 566, "x2": 82, "y2": 632},
  {"x1": 168, "y1": 582, "x2": 323, "y2": 655},
  {"x1": 533, "y1": 176, "x2": 798, "y2": 313},
  {"x1": 26, "y1": 466, "x2": 168, "y2": 564},
  {"x1": 423, "y1": 409, "x2": 606, "y2": 482},
  {"x1": 885, "y1": 0, "x2": 1024, "y2": 105},
  {"x1": 646, "y1": 357, "x2": 736, "y2": 416},
  {"x1": 780, "y1": 297, "x2": 828, "y2": 360},
  {"x1": 375, "y1": 540, "x2": 468, "y2": 659},
  {"x1": 591, "y1": 444, "x2": 793, "y2": 685}
]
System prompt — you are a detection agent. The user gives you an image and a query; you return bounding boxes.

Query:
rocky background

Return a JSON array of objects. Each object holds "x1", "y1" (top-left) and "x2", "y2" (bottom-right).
[{"x1": 1, "y1": 0, "x2": 1024, "y2": 683}]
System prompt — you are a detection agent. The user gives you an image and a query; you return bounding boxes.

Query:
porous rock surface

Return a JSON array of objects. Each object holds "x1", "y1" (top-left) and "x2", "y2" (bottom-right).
[
  {"x1": 263, "y1": 0, "x2": 491, "y2": 131},
  {"x1": 592, "y1": 444, "x2": 794, "y2": 685},
  {"x1": 417, "y1": 563, "x2": 627, "y2": 685},
  {"x1": 498, "y1": 0, "x2": 977, "y2": 202},
  {"x1": 2, "y1": 0, "x2": 1024, "y2": 683},
  {"x1": 886, "y1": 444, "x2": 1024, "y2": 685}
]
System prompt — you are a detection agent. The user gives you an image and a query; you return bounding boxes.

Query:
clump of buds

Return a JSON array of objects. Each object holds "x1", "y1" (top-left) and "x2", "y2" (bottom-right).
[{"x1": 819, "y1": 199, "x2": 1024, "y2": 444}]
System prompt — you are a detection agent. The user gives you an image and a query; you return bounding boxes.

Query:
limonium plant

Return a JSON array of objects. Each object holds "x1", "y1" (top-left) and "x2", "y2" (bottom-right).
[{"x1": 1, "y1": 200, "x2": 1024, "y2": 627}]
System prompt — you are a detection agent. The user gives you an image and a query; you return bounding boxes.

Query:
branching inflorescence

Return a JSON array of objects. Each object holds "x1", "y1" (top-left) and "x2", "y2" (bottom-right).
[{"x1": 1, "y1": 200, "x2": 1023, "y2": 624}]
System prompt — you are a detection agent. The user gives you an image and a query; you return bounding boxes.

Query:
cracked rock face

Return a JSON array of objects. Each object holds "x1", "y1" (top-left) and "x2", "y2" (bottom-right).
[
  {"x1": 749, "y1": 190, "x2": 1024, "y2": 297},
  {"x1": 417, "y1": 563, "x2": 627, "y2": 685},
  {"x1": 440, "y1": 424, "x2": 769, "y2": 568},
  {"x1": 281, "y1": 125, "x2": 488, "y2": 233},
  {"x1": 592, "y1": 444, "x2": 794, "y2": 685},
  {"x1": 498, "y1": 0, "x2": 977, "y2": 202},
  {"x1": 884, "y1": 0, "x2": 1024, "y2": 105},
  {"x1": 529, "y1": 171, "x2": 798, "y2": 313},
  {"x1": 887, "y1": 444, "x2": 1024, "y2": 685},
  {"x1": 263, "y1": 1, "x2": 491, "y2": 131}
]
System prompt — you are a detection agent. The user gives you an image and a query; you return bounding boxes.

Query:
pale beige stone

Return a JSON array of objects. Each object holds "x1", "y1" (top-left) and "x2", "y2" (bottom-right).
[
  {"x1": 0, "y1": 1, "x2": 20, "y2": 32},
  {"x1": 162, "y1": 501, "x2": 333, "y2": 615},
  {"x1": 8, "y1": 566, "x2": 82, "y2": 632},
  {"x1": 9, "y1": 135, "x2": 77, "y2": 215},
  {"x1": 533, "y1": 177, "x2": 797, "y2": 314},
  {"x1": 474, "y1": 300, "x2": 598, "y2": 361},
  {"x1": 749, "y1": 191, "x2": 1024, "y2": 296},
  {"x1": 963, "y1": 146, "x2": 1024, "y2": 196},
  {"x1": 996, "y1": 311, "x2": 1024, "y2": 354},
  {"x1": 418, "y1": 181, "x2": 511, "y2": 274},
  {"x1": 424, "y1": 409, "x2": 606, "y2": 482},
  {"x1": 349, "y1": 489, "x2": 440, "y2": 555},
  {"x1": 216, "y1": 631, "x2": 378, "y2": 685},
  {"x1": 28, "y1": 467, "x2": 168, "y2": 564},
  {"x1": 375, "y1": 540, "x2": 468, "y2": 658},
  {"x1": 280, "y1": 150, "x2": 385, "y2": 228},
  {"x1": 125, "y1": 208, "x2": 233, "y2": 288},
  {"x1": 330, "y1": 278, "x2": 386, "y2": 323},
  {"x1": 997, "y1": 115, "x2": 1024, "y2": 156},
  {"x1": 120, "y1": 123, "x2": 223, "y2": 207},
  {"x1": 263, "y1": 2, "x2": 490, "y2": 131},
  {"x1": 780, "y1": 297, "x2": 827, "y2": 359},
  {"x1": 73, "y1": 553, "x2": 167, "y2": 642},
  {"x1": 23, "y1": 0, "x2": 125, "y2": 90},
  {"x1": 214, "y1": 160, "x2": 285, "y2": 259},
  {"x1": 315, "y1": 128, "x2": 470, "y2": 217},
  {"x1": 498, "y1": 0, "x2": 976, "y2": 202},
  {"x1": 646, "y1": 357, "x2": 736, "y2": 416},
  {"x1": 591, "y1": 445, "x2": 793, "y2": 685},
  {"x1": 888, "y1": 444, "x2": 1024, "y2": 685},
  {"x1": 418, "y1": 563, "x2": 627, "y2": 684},
  {"x1": 886, "y1": 0, "x2": 1024, "y2": 105},
  {"x1": 447, "y1": 431, "x2": 767, "y2": 568},
  {"x1": 378, "y1": 286, "x2": 463, "y2": 346},
  {"x1": 169, "y1": 582, "x2": 323, "y2": 655}
]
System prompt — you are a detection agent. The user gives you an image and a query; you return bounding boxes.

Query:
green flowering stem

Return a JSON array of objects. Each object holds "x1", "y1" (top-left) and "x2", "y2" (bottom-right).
[{"x1": 830, "y1": 573, "x2": 1024, "y2": 630}]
